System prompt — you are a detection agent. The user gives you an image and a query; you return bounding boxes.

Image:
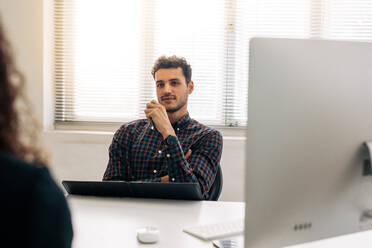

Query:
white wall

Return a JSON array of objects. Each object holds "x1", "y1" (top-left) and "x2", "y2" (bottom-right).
[
  {"x1": 0, "y1": 0, "x2": 247, "y2": 202},
  {"x1": 0, "y1": 0, "x2": 43, "y2": 122}
]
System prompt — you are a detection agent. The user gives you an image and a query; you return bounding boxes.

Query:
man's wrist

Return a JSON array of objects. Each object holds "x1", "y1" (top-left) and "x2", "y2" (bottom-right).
[{"x1": 161, "y1": 129, "x2": 176, "y2": 139}]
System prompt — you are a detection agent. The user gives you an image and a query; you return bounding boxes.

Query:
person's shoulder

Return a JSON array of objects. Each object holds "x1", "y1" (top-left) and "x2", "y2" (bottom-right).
[
  {"x1": 33, "y1": 165, "x2": 67, "y2": 208},
  {"x1": 0, "y1": 150, "x2": 59, "y2": 194},
  {"x1": 0, "y1": 150, "x2": 41, "y2": 184},
  {"x1": 0, "y1": 150, "x2": 72, "y2": 247},
  {"x1": 114, "y1": 119, "x2": 148, "y2": 136},
  {"x1": 124, "y1": 118, "x2": 148, "y2": 127},
  {"x1": 189, "y1": 118, "x2": 222, "y2": 137},
  {"x1": 117, "y1": 119, "x2": 148, "y2": 131}
]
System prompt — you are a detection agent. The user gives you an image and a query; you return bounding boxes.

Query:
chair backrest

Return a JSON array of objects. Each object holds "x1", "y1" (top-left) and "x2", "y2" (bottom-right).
[{"x1": 207, "y1": 165, "x2": 223, "y2": 201}]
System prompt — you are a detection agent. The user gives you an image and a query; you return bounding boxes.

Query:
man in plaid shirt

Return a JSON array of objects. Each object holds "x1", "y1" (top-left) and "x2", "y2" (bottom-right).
[{"x1": 103, "y1": 55, "x2": 223, "y2": 199}]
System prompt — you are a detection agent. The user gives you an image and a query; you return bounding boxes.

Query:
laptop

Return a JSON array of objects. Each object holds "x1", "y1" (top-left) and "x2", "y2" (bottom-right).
[{"x1": 62, "y1": 180, "x2": 204, "y2": 200}]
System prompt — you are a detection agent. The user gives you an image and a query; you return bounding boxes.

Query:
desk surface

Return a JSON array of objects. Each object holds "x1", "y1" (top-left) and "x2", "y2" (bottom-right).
[
  {"x1": 68, "y1": 196, "x2": 245, "y2": 248},
  {"x1": 68, "y1": 196, "x2": 372, "y2": 248}
]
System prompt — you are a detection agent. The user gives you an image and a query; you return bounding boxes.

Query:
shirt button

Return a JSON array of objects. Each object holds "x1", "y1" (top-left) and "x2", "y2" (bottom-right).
[
  {"x1": 177, "y1": 128, "x2": 180, "y2": 131},
  {"x1": 151, "y1": 126, "x2": 154, "y2": 130},
  {"x1": 166, "y1": 154, "x2": 170, "y2": 158},
  {"x1": 153, "y1": 170, "x2": 157, "y2": 174},
  {"x1": 158, "y1": 150, "x2": 162, "y2": 154},
  {"x1": 171, "y1": 178, "x2": 175, "y2": 182}
]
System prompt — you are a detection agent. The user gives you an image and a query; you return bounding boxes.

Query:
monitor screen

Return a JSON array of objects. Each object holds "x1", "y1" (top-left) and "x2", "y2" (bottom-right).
[{"x1": 245, "y1": 38, "x2": 372, "y2": 248}]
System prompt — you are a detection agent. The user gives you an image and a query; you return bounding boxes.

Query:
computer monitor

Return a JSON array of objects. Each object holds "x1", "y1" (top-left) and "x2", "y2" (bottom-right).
[{"x1": 245, "y1": 38, "x2": 372, "y2": 248}]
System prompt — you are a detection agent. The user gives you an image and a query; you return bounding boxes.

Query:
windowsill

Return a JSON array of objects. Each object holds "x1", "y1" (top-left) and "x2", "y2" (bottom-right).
[
  {"x1": 44, "y1": 122, "x2": 246, "y2": 144},
  {"x1": 43, "y1": 129, "x2": 114, "y2": 144}
]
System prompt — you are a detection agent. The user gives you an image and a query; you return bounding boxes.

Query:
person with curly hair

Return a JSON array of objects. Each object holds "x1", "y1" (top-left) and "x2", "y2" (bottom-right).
[{"x1": 0, "y1": 18, "x2": 73, "y2": 247}]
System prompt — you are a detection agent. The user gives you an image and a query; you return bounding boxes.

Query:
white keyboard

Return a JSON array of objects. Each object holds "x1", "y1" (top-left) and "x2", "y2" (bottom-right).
[{"x1": 183, "y1": 219, "x2": 244, "y2": 241}]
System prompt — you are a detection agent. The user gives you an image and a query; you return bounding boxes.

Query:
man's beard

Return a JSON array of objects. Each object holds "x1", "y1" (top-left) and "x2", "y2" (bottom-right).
[
  {"x1": 166, "y1": 99, "x2": 187, "y2": 113},
  {"x1": 161, "y1": 93, "x2": 188, "y2": 113}
]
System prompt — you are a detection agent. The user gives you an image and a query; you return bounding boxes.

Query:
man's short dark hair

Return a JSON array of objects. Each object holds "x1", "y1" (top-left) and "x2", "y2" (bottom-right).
[{"x1": 151, "y1": 55, "x2": 192, "y2": 83}]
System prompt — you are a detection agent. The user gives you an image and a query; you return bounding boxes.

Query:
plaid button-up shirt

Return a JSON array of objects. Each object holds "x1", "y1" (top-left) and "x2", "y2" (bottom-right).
[{"x1": 103, "y1": 113, "x2": 223, "y2": 199}]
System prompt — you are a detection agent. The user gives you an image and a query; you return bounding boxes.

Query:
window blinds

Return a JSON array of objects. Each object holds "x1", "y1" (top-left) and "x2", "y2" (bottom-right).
[{"x1": 54, "y1": 0, "x2": 372, "y2": 126}]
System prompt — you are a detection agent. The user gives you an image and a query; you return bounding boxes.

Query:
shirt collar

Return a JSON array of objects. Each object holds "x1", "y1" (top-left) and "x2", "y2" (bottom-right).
[{"x1": 171, "y1": 112, "x2": 191, "y2": 130}]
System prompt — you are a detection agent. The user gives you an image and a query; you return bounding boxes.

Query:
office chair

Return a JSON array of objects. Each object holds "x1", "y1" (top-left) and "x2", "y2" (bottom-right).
[{"x1": 207, "y1": 164, "x2": 223, "y2": 201}]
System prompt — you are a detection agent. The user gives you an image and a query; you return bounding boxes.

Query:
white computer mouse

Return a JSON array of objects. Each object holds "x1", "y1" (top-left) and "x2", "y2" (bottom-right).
[{"x1": 136, "y1": 226, "x2": 159, "y2": 244}]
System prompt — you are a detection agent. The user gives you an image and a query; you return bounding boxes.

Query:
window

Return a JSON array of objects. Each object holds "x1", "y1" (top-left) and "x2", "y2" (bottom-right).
[{"x1": 54, "y1": 0, "x2": 372, "y2": 127}]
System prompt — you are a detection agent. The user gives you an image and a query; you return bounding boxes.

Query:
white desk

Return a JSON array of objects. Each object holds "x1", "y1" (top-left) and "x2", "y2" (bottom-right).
[
  {"x1": 68, "y1": 196, "x2": 372, "y2": 248},
  {"x1": 67, "y1": 196, "x2": 245, "y2": 248}
]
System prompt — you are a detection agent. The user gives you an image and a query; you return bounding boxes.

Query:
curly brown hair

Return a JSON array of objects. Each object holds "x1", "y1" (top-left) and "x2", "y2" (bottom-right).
[
  {"x1": 0, "y1": 20, "x2": 47, "y2": 165},
  {"x1": 151, "y1": 55, "x2": 192, "y2": 83}
]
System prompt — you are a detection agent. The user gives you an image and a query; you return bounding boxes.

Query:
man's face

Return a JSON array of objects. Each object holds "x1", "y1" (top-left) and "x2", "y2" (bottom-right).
[{"x1": 155, "y1": 67, "x2": 194, "y2": 113}]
